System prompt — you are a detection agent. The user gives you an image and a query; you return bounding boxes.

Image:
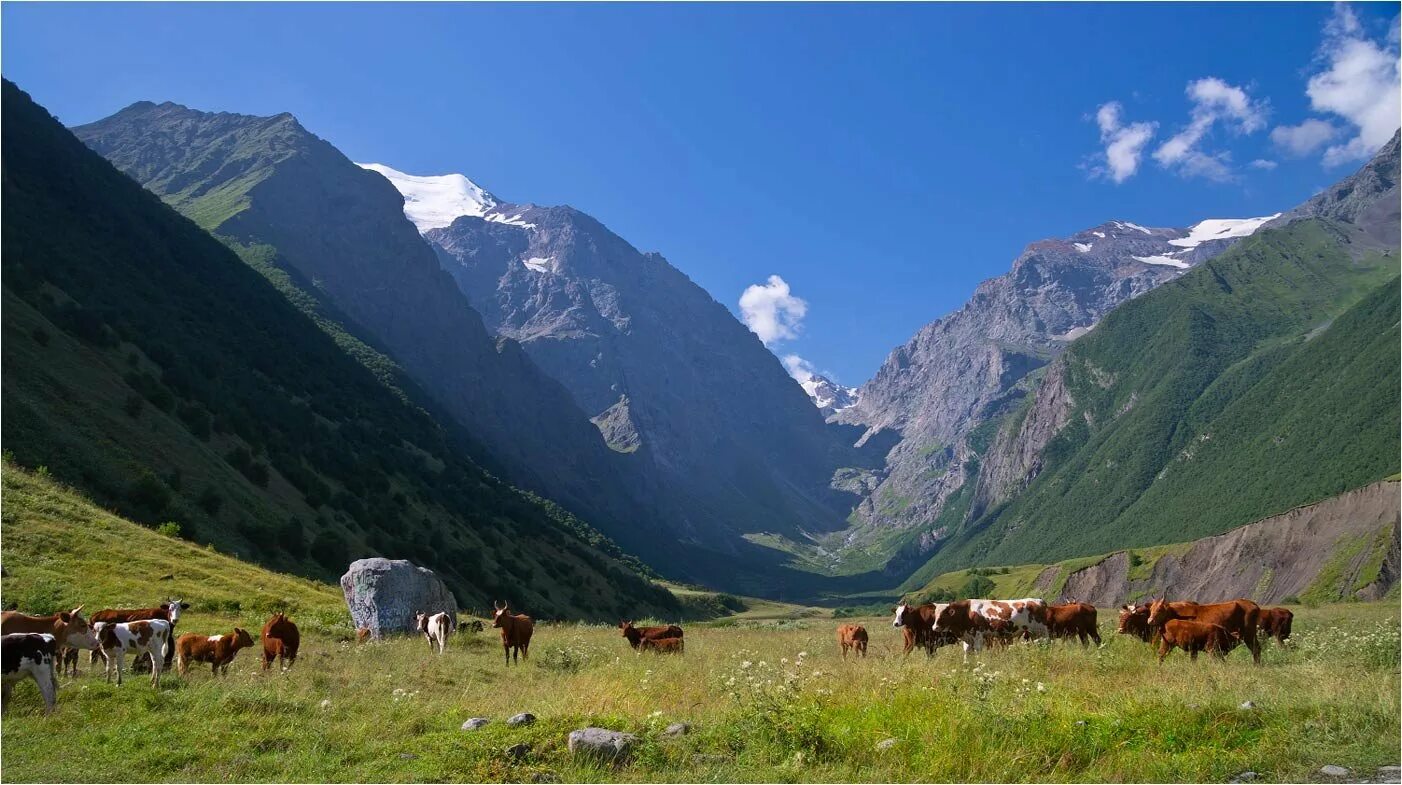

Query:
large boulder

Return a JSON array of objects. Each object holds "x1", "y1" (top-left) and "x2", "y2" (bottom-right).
[{"x1": 341, "y1": 558, "x2": 458, "y2": 637}]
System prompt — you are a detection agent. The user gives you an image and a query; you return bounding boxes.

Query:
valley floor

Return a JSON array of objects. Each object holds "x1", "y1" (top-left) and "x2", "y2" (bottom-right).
[{"x1": 2, "y1": 604, "x2": 1398, "y2": 783}]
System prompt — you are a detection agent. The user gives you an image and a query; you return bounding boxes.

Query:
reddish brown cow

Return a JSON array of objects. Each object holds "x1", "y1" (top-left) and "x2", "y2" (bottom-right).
[
  {"x1": 836, "y1": 624, "x2": 868, "y2": 658},
  {"x1": 261, "y1": 613, "x2": 300, "y2": 671},
  {"x1": 176, "y1": 628, "x2": 255, "y2": 677},
  {"x1": 1156, "y1": 619, "x2": 1240, "y2": 663},
  {"x1": 640, "y1": 636, "x2": 684, "y2": 654},
  {"x1": 1047, "y1": 602, "x2": 1101, "y2": 646},
  {"x1": 891, "y1": 603, "x2": 951, "y2": 656},
  {"x1": 1146, "y1": 598, "x2": 1261, "y2": 664},
  {"x1": 1257, "y1": 607, "x2": 1294, "y2": 645},
  {"x1": 2, "y1": 608, "x2": 99, "y2": 677},
  {"x1": 619, "y1": 621, "x2": 683, "y2": 650},
  {"x1": 492, "y1": 602, "x2": 533, "y2": 666},
  {"x1": 1118, "y1": 601, "x2": 1198, "y2": 644}
]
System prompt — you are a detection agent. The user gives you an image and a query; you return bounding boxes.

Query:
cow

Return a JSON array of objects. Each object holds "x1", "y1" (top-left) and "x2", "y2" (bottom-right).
[
  {"x1": 491, "y1": 601, "x2": 533, "y2": 666},
  {"x1": 1257, "y1": 607, "x2": 1294, "y2": 645},
  {"x1": 891, "y1": 603, "x2": 952, "y2": 656},
  {"x1": 2, "y1": 633, "x2": 58, "y2": 714},
  {"x1": 640, "y1": 636, "x2": 684, "y2": 654},
  {"x1": 1, "y1": 607, "x2": 100, "y2": 670},
  {"x1": 1155, "y1": 619, "x2": 1240, "y2": 663},
  {"x1": 1046, "y1": 602, "x2": 1101, "y2": 646},
  {"x1": 415, "y1": 611, "x2": 454, "y2": 655},
  {"x1": 176, "y1": 628, "x2": 255, "y2": 677},
  {"x1": 934, "y1": 598, "x2": 1050, "y2": 656},
  {"x1": 836, "y1": 624, "x2": 868, "y2": 658},
  {"x1": 261, "y1": 613, "x2": 300, "y2": 671},
  {"x1": 94, "y1": 620, "x2": 171, "y2": 687},
  {"x1": 619, "y1": 621, "x2": 683, "y2": 650},
  {"x1": 1117, "y1": 604, "x2": 1154, "y2": 643},
  {"x1": 88, "y1": 600, "x2": 188, "y2": 671},
  {"x1": 1145, "y1": 598, "x2": 1261, "y2": 664}
]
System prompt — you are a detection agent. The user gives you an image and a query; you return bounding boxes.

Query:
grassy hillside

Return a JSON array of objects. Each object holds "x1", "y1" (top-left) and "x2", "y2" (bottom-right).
[
  {"x1": 0, "y1": 80, "x2": 675, "y2": 620},
  {"x1": 919, "y1": 216, "x2": 1399, "y2": 575}
]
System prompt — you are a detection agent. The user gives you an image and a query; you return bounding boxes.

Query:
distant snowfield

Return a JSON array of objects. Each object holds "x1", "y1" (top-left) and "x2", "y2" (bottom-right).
[
  {"x1": 1168, "y1": 214, "x2": 1280, "y2": 249},
  {"x1": 1133, "y1": 254, "x2": 1191, "y2": 269},
  {"x1": 357, "y1": 163, "x2": 498, "y2": 232}
]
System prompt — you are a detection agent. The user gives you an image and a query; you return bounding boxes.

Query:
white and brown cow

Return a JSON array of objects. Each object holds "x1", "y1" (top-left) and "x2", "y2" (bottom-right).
[
  {"x1": 934, "y1": 598, "x2": 1050, "y2": 657},
  {"x1": 2, "y1": 633, "x2": 59, "y2": 714},
  {"x1": 415, "y1": 611, "x2": 454, "y2": 655},
  {"x1": 94, "y1": 620, "x2": 172, "y2": 688}
]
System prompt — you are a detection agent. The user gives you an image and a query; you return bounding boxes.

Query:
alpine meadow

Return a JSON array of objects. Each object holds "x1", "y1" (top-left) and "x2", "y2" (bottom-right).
[{"x1": 1, "y1": 3, "x2": 1398, "y2": 784}]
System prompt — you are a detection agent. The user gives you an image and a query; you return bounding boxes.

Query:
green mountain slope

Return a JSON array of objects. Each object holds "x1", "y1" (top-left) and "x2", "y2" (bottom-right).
[
  {"x1": 0, "y1": 80, "x2": 677, "y2": 620},
  {"x1": 911, "y1": 207, "x2": 1399, "y2": 577}
]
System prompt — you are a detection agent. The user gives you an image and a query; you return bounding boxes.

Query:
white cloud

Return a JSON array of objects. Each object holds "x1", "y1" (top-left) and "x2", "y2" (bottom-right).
[
  {"x1": 1153, "y1": 77, "x2": 1268, "y2": 181},
  {"x1": 1092, "y1": 101, "x2": 1157, "y2": 183},
  {"x1": 1270, "y1": 118, "x2": 1340, "y2": 156},
  {"x1": 781, "y1": 354, "x2": 815, "y2": 383},
  {"x1": 1249, "y1": 158, "x2": 1279, "y2": 170},
  {"x1": 739, "y1": 275, "x2": 807, "y2": 346},
  {"x1": 1296, "y1": 4, "x2": 1401, "y2": 166}
]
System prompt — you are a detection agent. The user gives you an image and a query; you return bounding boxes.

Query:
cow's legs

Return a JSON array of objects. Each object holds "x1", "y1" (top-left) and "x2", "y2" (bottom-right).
[
  {"x1": 1190, "y1": 649, "x2": 1199, "y2": 661},
  {"x1": 36, "y1": 667, "x2": 57, "y2": 713},
  {"x1": 150, "y1": 651, "x2": 163, "y2": 688},
  {"x1": 114, "y1": 651, "x2": 126, "y2": 686},
  {"x1": 503, "y1": 645, "x2": 510, "y2": 667},
  {"x1": 1157, "y1": 640, "x2": 1171, "y2": 664}
]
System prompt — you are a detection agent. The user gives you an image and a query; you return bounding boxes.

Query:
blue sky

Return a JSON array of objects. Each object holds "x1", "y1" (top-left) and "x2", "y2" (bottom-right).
[{"x1": 5, "y1": 3, "x2": 1398, "y2": 385}]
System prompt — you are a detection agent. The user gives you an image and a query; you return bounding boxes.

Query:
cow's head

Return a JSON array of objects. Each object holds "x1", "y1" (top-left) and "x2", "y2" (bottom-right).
[
  {"x1": 233, "y1": 628, "x2": 254, "y2": 648},
  {"x1": 891, "y1": 604, "x2": 908, "y2": 628},
  {"x1": 492, "y1": 601, "x2": 510, "y2": 628},
  {"x1": 161, "y1": 600, "x2": 189, "y2": 625},
  {"x1": 415, "y1": 611, "x2": 428, "y2": 632},
  {"x1": 1145, "y1": 598, "x2": 1176, "y2": 628},
  {"x1": 58, "y1": 606, "x2": 101, "y2": 650}
]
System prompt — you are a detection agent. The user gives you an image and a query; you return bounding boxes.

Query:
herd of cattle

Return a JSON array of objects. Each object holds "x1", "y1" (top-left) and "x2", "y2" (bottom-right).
[{"x1": 0, "y1": 594, "x2": 1294, "y2": 715}]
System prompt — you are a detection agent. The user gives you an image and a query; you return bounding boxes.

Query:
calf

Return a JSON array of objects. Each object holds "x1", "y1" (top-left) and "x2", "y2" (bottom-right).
[
  {"x1": 1047, "y1": 602, "x2": 1101, "y2": 646},
  {"x1": 492, "y1": 601, "x2": 533, "y2": 666},
  {"x1": 640, "y1": 636, "x2": 684, "y2": 654},
  {"x1": 1257, "y1": 607, "x2": 1294, "y2": 645},
  {"x1": 1155, "y1": 619, "x2": 1239, "y2": 663},
  {"x1": 89, "y1": 600, "x2": 188, "y2": 670},
  {"x1": 619, "y1": 621, "x2": 683, "y2": 650},
  {"x1": 415, "y1": 611, "x2": 454, "y2": 655},
  {"x1": 2, "y1": 633, "x2": 58, "y2": 714},
  {"x1": 1146, "y1": 598, "x2": 1261, "y2": 664},
  {"x1": 891, "y1": 603, "x2": 951, "y2": 656},
  {"x1": 836, "y1": 624, "x2": 868, "y2": 658},
  {"x1": 261, "y1": 613, "x2": 300, "y2": 671},
  {"x1": 94, "y1": 620, "x2": 171, "y2": 687},
  {"x1": 176, "y1": 628, "x2": 254, "y2": 677}
]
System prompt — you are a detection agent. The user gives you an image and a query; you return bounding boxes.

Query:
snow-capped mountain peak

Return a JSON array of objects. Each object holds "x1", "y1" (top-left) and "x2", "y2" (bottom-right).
[
  {"x1": 798, "y1": 373, "x2": 859, "y2": 417},
  {"x1": 358, "y1": 163, "x2": 498, "y2": 232},
  {"x1": 1167, "y1": 214, "x2": 1281, "y2": 250}
]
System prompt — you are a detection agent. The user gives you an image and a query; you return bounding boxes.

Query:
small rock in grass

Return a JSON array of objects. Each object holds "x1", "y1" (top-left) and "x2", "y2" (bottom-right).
[
  {"x1": 507, "y1": 712, "x2": 536, "y2": 727},
  {"x1": 158, "y1": 574, "x2": 174, "y2": 581},
  {"x1": 662, "y1": 722, "x2": 691, "y2": 738},
  {"x1": 1238, "y1": 701, "x2": 1257, "y2": 710},
  {"x1": 528, "y1": 773, "x2": 560, "y2": 784},
  {"x1": 568, "y1": 728, "x2": 638, "y2": 763},
  {"x1": 319, "y1": 699, "x2": 332, "y2": 710},
  {"x1": 399, "y1": 753, "x2": 418, "y2": 760},
  {"x1": 505, "y1": 743, "x2": 531, "y2": 761},
  {"x1": 462, "y1": 717, "x2": 491, "y2": 731},
  {"x1": 875, "y1": 738, "x2": 898, "y2": 751},
  {"x1": 1074, "y1": 720, "x2": 1088, "y2": 727},
  {"x1": 1320, "y1": 765, "x2": 1350, "y2": 777},
  {"x1": 1376, "y1": 765, "x2": 1401, "y2": 782},
  {"x1": 1230, "y1": 772, "x2": 1259, "y2": 783}
]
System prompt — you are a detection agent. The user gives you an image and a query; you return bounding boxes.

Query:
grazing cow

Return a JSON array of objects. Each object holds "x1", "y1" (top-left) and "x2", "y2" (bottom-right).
[
  {"x1": 1155, "y1": 619, "x2": 1240, "y2": 663},
  {"x1": 891, "y1": 603, "x2": 952, "y2": 656},
  {"x1": 640, "y1": 636, "x2": 684, "y2": 654},
  {"x1": 1117, "y1": 604, "x2": 1153, "y2": 642},
  {"x1": 94, "y1": 620, "x2": 171, "y2": 687},
  {"x1": 491, "y1": 601, "x2": 533, "y2": 666},
  {"x1": 2, "y1": 633, "x2": 58, "y2": 714},
  {"x1": 836, "y1": 624, "x2": 868, "y2": 658},
  {"x1": 1146, "y1": 598, "x2": 1261, "y2": 664},
  {"x1": 176, "y1": 628, "x2": 255, "y2": 677},
  {"x1": 1257, "y1": 607, "x2": 1294, "y2": 645},
  {"x1": 619, "y1": 621, "x2": 683, "y2": 650},
  {"x1": 1047, "y1": 602, "x2": 1101, "y2": 646},
  {"x1": 415, "y1": 611, "x2": 454, "y2": 655},
  {"x1": 261, "y1": 613, "x2": 300, "y2": 671},
  {"x1": 935, "y1": 599, "x2": 1050, "y2": 656},
  {"x1": 89, "y1": 600, "x2": 188, "y2": 670}
]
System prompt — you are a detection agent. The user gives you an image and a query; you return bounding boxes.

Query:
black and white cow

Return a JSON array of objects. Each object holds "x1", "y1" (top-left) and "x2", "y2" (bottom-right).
[{"x1": 2, "y1": 633, "x2": 58, "y2": 714}]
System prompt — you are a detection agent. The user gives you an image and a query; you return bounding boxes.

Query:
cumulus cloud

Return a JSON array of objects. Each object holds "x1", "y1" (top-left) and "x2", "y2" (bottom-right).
[
  {"x1": 1153, "y1": 77, "x2": 1268, "y2": 181},
  {"x1": 781, "y1": 354, "x2": 815, "y2": 383},
  {"x1": 739, "y1": 275, "x2": 807, "y2": 346},
  {"x1": 1271, "y1": 118, "x2": 1340, "y2": 156},
  {"x1": 1293, "y1": 4, "x2": 1401, "y2": 166},
  {"x1": 1092, "y1": 101, "x2": 1157, "y2": 183},
  {"x1": 1249, "y1": 158, "x2": 1280, "y2": 170}
]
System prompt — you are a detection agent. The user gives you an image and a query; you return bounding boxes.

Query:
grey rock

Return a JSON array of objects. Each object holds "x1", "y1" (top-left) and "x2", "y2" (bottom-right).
[
  {"x1": 1074, "y1": 720, "x2": 1088, "y2": 727},
  {"x1": 1230, "y1": 772, "x2": 1259, "y2": 783},
  {"x1": 505, "y1": 743, "x2": 531, "y2": 761},
  {"x1": 507, "y1": 712, "x2": 536, "y2": 727},
  {"x1": 319, "y1": 699, "x2": 332, "y2": 710},
  {"x1": 1321, "y1": 765, "x2": 1351, "y2": 777},
  {"x1": 662, "y1": 722, "x2": 691, "y2": 738},
  {"x1": 1376, "y1": 765, "x2": 1401, "y2": 783},
  {"x1": 528, "y1": 773, "x2": 560, "y2": 783},
  {"x1": 339, "y1": 558, "x2": 457, "y2": 638},
  {"x1": 1238, "y1": 701, "x2": 1257, "y2": 710},
  {"x1": 875, "y1": 738, "x2": 898, "y2": 751},
  {"x1": 461, "y1": 717, "x2": 491, "y2": 731},
  {"x1": 567, "y1": 727, "x2": 638, "y2": 763},
  {"x1": 398, "y1": 753, "x2": 418, "y2": 760}
]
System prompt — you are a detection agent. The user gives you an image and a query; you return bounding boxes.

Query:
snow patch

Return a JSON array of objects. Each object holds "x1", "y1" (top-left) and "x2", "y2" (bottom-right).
[
  {"x1": 1073, "y1": 242, "x2": 1093, "y2": 253},
  {"x1": 1115, "y1": 221, "x2": 1154, "y2": 235},
  {"x1": 1133, "y1": 254, "x2": 1190, "y2": 269},
  {"x1": 1166, "y1": 214, "x2": 1280, "y2": 249},
  {"x1": 521, "y1": 256, "x2": 554, "y2": 273},
  {"x1": 1092, "y1": 231, "x2": 1106, "y2": 238},
  {"x1": 357, "y1": 163, "x2": 496, "y2": 232},
  {"x1": 487, "y1": 211, "x2": 536, "y2": 229}
]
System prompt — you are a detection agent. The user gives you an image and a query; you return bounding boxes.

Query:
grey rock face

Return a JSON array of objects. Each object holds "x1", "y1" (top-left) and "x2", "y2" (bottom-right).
[
  {"x1": 567, "y1": 727, "x2": 639, "y2": 763},
  {"x1": 1273, "y1": 131, "x2": 1399, "y2": 238},
  {"x1": 505, "y1": 743, "x2": 531, "y2": 761},
  {"x1": 340, "y1": 558, "x2": 457, "y2": 638},
  {"x1": 1321, "y1": 765, "x2": 1351, "y2": 777}
]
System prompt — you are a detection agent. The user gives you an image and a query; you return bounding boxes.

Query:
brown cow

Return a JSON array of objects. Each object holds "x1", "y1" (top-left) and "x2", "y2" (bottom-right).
[
  {"x1": 1047, "y1": 602, "x2": 1101, "y2": 646},
  {"x1": 836, "y1": 624, "x2": 868, "y2": 658},
  {"x1": 1257, "y1": 607, "x2": 1294, "y2": 645},
  {"x1": 1119, "y1": 601, "x2": 1198, "y2": 644},
  {"x1": 891, "y1": 603, "x2": 951, "y2": 656},
  {"x1": 176, "y1": 628, "x2": 255, "y2": 677},
  {"x1": 261, "y1": 613, "x2": 300, "y2": 671},
  {"x1": 1146, "y1": 598, "x2": 1261, "y2": 664},
  {"x1": 492, "y1": 602, "x2": 533, "y2": 666},
  {"x1": 2, "y1": 608, "x2": 99, "y2": 676},
  {"x1": 640, "y1": 636, "x2": 684, "y2": 654},
  {"x1": 1156, "y1": 619, "x2": 1240, "y2": 663},
  {"x1": 619, "y1": 621, "x2": 683, "y2": 650}
]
